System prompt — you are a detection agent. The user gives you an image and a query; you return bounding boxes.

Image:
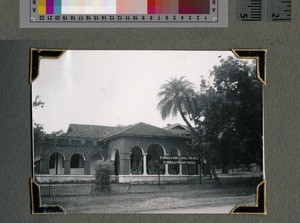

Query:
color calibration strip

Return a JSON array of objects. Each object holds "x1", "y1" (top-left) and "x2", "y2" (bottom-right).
[
  {"x1": 27, "y1": 0, "x2": 228, "y2": 27},
  {"x1": 36, "y1": 0, "x2": 210, "y2": 15}
]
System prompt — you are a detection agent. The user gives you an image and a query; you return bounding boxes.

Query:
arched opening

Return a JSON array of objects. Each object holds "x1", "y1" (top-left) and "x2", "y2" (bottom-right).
[
  {"x1": 90, "y1": 154, "x2": 104, "y2": 175},
  {"x1": 130, "y1": 147, "x2": 143, "y2": 175},
  {"x1": 114, "y1": 150, "x2": 120, "y2": 176},
  {"x1": 169, "y1": 148, "x2": 180, "y2": 175},
  {"x1": 49, "y1": 152, "x2": 64, "y2": 175},
  {"x1": 147, "y1": 144, "x2": 165, "y2": 175},
  {"x1": 70, "y1": 153, "x2": 84, "y2": 175}
]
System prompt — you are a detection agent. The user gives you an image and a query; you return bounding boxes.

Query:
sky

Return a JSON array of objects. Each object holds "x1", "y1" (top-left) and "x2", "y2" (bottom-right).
[{"x1": 32, "y1": 50, "x2": 238, "y2": 133}]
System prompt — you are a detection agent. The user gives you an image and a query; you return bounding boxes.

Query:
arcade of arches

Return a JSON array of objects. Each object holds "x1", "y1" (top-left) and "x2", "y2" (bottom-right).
[
  {"x1": 120, "y1": 144, "x2": 189, "y2": 176},
  {"x1": 35, "y1": 143, "x2": 198, "y2": 177},
  {"x1": 35, "y1": 151, "x2": 104, "y2": 176},
  {"x1": 34, "y1": 122, "x2": 202, "y2": 182}
]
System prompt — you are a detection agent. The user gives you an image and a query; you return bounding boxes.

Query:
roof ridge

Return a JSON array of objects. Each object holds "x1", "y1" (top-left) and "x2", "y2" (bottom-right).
[
  {"x1": 164, "y1": 123, "x2": 190, "y2": 131},
  {"x1": 100, "y1": 122, "x2": 187, "y2": 141},
  {"x1": 100, "y1": 123, "x2": 137, "y2": 139},
  {"x1": 64, "y1": 122, "x2": 189, "y2": 140},
  {"x1": 65, "y1": 123, "x2": 127, "y2": 139},
  {"x1": 69, "y1": 123, "x2": 118, "y2": 128}
]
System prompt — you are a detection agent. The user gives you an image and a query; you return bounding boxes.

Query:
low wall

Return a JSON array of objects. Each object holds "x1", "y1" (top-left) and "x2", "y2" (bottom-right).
[
  {"x1": 70, "y1": 168, "x2": 84, "y2": 175},
  {"x1": 35, "y1": 174, "x2": 95, "y2": 183},
  {"x1": 35, "y1": 174, "x2": 201, "y2": 183},
  {"x1": 117, "y1": 175, "x2": 191, "y2": 183}
]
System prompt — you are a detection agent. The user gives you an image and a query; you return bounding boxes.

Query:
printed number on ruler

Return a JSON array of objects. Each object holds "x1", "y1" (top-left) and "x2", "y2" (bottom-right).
[
  {"x1": 237, "y1": 0, "x2": 263, "y2": 21},
  {"x1": 237, "y1": 0, "x2": 292, "y2": 22},
  {"x1": 267, "y1": 0, "x2": 291, "y2": 21}
]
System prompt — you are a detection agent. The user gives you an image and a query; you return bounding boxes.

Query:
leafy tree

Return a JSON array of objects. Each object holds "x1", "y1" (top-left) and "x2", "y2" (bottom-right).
[
  {"x1": 157, "y1": 77, "x2": 221, "y2": 186},
  {"x1": 33, "y1": 96, "x2": 46, "y2": 145},
  {"x1": 47, "y1": 129, "x2": 65, "y2": 137},
  {"x1": 157, "y1": 57, "x2": 262, "y2": 186},
  {"x1": 33, "y1": 123, "x2": 46, "y2": 145},
  {"x1": 33, "y1": 95, "x2": 45, "y2": 108},
  {"x1": 157, "y1": 76, "x2": 197, "y2": 134},
  {"x1": 195, "y1": 57, "x2": 262, "y2": 173},
  {"x1": 33, "y1": 95, "x2": 65, "y2": 145}
]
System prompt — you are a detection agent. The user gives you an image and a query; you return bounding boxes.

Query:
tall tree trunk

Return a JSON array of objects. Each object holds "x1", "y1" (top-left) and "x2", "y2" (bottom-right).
[
  {"x1": 201, "y1": 143, "x2": 222, "y2": 187},
  {"x1": 178, "y1": 109, "x2": 197, "y2": 136},
  {"x1": 177, "y1": 106, "x2": 221, "y2": 186},
  {"x1": 206, "y1": 157, "x2": 221, "y2": 187}
]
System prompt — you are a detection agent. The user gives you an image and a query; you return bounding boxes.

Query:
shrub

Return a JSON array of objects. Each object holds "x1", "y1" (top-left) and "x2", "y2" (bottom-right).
[{"x1": 94, "y1": 161, "x2": 113, "y2": 191}]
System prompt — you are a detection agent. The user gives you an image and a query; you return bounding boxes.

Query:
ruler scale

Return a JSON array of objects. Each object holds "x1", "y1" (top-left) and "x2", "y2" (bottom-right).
[
  {"x1": 237, "y1": 0, "x2": 264, "y2": 21},
  {"x1": 237, "y1": 0, "x2": 292, "y2": 22},
  {"x1": 267, "y1": 0, "x2": 292, "y2": 21}
]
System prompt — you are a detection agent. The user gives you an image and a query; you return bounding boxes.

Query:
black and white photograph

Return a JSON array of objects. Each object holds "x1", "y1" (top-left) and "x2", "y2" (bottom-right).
[{"x1": 32, "y1": 50, "x2": 264, "y2": 214}]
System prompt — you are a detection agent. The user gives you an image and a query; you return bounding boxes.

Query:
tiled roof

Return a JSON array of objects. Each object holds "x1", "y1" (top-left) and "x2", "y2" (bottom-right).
[
  {"x1": 63, "y1": 124, "x2": 123, "y2": 139},
  {"x1": 61, "y1": 122, "x2": 189, "y2": 140},
  {"x1": 101, "y1": 122, "x2": 189, "y2": 140},
  {"x1": 164, "y1": 123, "x2": 191, "y2": 136}
]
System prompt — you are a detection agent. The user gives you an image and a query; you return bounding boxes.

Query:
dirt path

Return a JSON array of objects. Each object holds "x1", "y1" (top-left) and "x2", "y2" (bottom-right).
[
  {"x1": 139, "y1": 205, "x2": 237, "y2": 214},
  {"x1": 43, "y1": 182, "x2": 257, "y2": 213}
]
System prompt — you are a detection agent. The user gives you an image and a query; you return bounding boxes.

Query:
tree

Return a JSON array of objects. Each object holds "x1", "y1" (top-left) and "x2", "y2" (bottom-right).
[
  {"x1": 32, "y1": 95, "x2": 65, "y2": 145},
  {"x1": 47, "y1": 130, "x2": 65, "y2": 137},
  {"x1": 196, "y1": 57, "x2": 262, "y2": 173},
  {"x1": 157, "y1": 77, "x2": 221, "y2": 186},
  {"x1": 33, "y1": 95, "x2": 45, "y2": 108},
  {"x1": 157, "y1": 77, "x2": 197, "y2": 134},
  {"x1": 33, "y1": 123, "x2": 46, "y2": 145},
  {"x1": 157, "y1": 57, "x2": 262, "y2": 186},
  {"x1": 33, "y1": 96, "x2": 46, "y2": 145}
]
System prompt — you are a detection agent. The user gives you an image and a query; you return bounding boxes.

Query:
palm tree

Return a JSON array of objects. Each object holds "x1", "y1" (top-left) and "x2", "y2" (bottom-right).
[
  {"x1": 157, "y1": 76, "x2": 197, "y2": 135},
  {"x1": 157, "y1": 76, "x2": 221, "y2": 186}
]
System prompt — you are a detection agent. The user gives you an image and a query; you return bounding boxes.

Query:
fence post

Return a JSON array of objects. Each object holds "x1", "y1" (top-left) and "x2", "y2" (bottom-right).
[
  {"x1": 127, "y1": 179, "x2": 131, "y2": 194},
  {"x1": 199, "y1": 159, "x2": 202, "y2": 185}
]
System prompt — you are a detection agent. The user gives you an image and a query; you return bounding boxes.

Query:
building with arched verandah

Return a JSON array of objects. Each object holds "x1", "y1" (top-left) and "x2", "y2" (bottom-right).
[{"x1": 34, "y1": 122, "x2": 203, "y2": 183}]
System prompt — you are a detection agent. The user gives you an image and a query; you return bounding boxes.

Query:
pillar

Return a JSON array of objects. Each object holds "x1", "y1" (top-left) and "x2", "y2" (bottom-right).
[
  {"x1": 84, "y1": 160, "x2": 91, "y2": 175},
  {"x1": 110, "y1": 161, "x2": 116, "y2": 175},
  {"x1": 179, "y1": 164, "x2": 182, "y2": 175},
  {"x1": 182, "y1": 164, "x2": 188, "y2": 175},
  {"x1": 164, "y1": 163, "x2": 169, "y2": 175},
  {"x1": 129, "y1": 152, "x2": 132, "y2": 175},
  {"x1": 143, "y1": 153, "x2": 147, "y2": 175},
  {"x1": 64, "y1": 160, "x2": 70, "y2": 174},
  {"x1": 119, "y1": 153, "x2": 131, "y2": 175},
  {"x1": 164, "y1": 153, "x2": 169, "y2": 175},
  {"x1": 39, "y1": 158, "x2": 50, "y2": 174}
]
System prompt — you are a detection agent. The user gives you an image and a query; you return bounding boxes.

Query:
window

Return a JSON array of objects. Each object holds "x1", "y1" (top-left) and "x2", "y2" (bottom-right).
[{"x1": 70, "y1": 154, "x2": 84, "y2": 168}]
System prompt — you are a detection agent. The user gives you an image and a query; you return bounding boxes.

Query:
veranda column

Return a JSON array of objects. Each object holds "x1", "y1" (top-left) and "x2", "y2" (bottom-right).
[
  {"x1": 164, "y1": 153, "x2": 169, "y2": 175},
  {"x1": 64, "y1": 160, "x2": 70, "y2": 174},
  {"x1": 164, "y1": 163, "x2": 169, "y2": 175},
  {"x1": 39, "y1": 158, "x2": 50, "y2": 174},
  {"x1": 84, "y1": 160, "x2": 91, "y2": 175},
  {"x1": 119, "y1": 153, "x2": 131, "y2": 175},
  {"x1": 110, "y1": 161, "x2": 115, "y2": 175},
  {"x1": 142, "y1": 153, "x2": 147, "y2": 175},
  {"x1": 179, "y1": 164, "x2": 183, "y2": 175}
]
